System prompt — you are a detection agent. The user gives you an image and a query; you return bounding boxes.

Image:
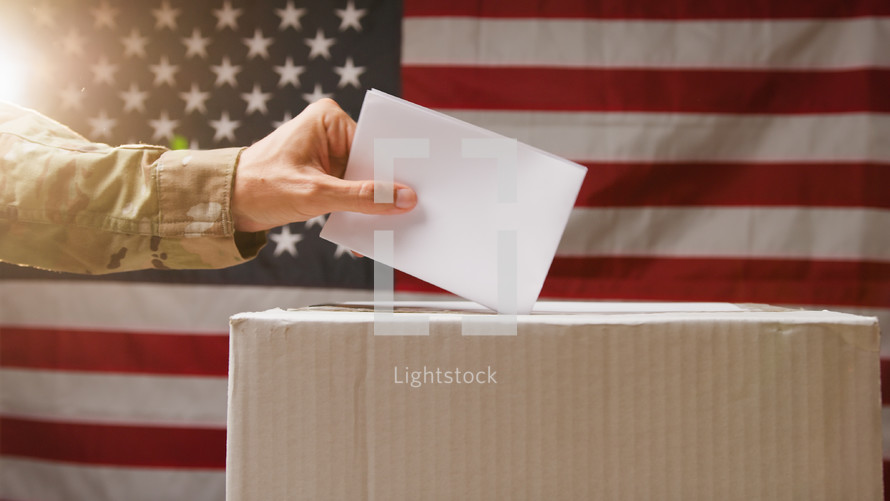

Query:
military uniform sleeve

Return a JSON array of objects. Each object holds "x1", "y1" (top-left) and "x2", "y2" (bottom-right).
[{"x1": 0, "y1": 101, "x2": 267, "y2": 274}]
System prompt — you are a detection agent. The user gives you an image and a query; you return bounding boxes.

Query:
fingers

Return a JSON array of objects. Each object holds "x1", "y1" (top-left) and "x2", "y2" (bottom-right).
[{"x1": 317, "y1": 178, "x2": 418, "y2": 215}]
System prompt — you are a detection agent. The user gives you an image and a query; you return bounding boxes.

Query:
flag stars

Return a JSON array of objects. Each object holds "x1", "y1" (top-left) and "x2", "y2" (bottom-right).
[
  {"x1": 148, "y1": 111, "x2": 179, "y2": 142},
  {"x1": 335, "y1": 1, "x2": 367, "y2": 32},
  {"x1": 274, "y1": 57, "x2": 305, "y2": 88},
  {"x1": 149, "y1": 56, "x2": 179, "y2": 86},
  {"x1": 120, "y1": 83, "x2": 149, "y2": 113},
  {"x1": 304, "y1": 29, "x2": 335, "y2": 60},
  {"x1": 302, "y1": 83, "x2": 333, "y2": 104},
  {"x1": 305, "y1": 214, "x2": 328, "y2": 229},
  {"x1": 213, "y1": 1, "x2": 242, "y2": 31},
  {"x1": 88, "y1": 111, "x2": 117, "y2": 139},
  {"x1": 334, "y1": 57, "x2": 365, "y2": 88},
  {"x1": 243, "y1": 29, "x2": 274, "y2": 60},
  {"x1": 91, "y1": 1, "x2": 118, "y2": 29},
  {"x1": 61, "y1": 29, "x2": 86, "y2": 57},
  {"x1": 211, "y1": 56, "x2": 241, "y2": 87},
  {"x1": 180, "y1": 83, "x2": 211, "y2": 114},
  {"x1": 241, "y1": 84, "x2": 272, "y2": 115},
  {"x1": 270, "y1": 225, "x2": 303, "y2": 257},
  {"x1": 210, "y1": 111, "x2": 241, "y2": 143},
  {"x1": 275, "y1": 1, "x2": 307, "y2": 31},
  {"x1": 91, "y1": 56, "x2": 118, "y2": 85},
  {"x1": 182, "y1": 29, "x2": 211, "y2": 59},
  {"x1": 122, "y1": 29, "x2": 149, "y2": 58},
  {"x1": 334, "y1": 244, "x2": 358, "y2": 259},
  {"x1": 152, "y1": 0, "x2": 181, "y2": 30}
]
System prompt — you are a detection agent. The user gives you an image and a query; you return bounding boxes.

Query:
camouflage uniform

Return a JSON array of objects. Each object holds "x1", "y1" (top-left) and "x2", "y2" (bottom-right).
[{"x1": 0, "y1": 101, "x2": 266, "y2": 274}]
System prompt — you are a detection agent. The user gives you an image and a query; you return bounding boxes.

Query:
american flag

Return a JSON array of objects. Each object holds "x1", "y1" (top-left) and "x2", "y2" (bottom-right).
[{"x1": 0, "y1": 0, "x2": 888, "y2": 500}]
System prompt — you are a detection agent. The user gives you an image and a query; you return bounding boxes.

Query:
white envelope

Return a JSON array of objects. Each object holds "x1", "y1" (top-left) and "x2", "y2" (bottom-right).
[{"x1": 320, "y1": 90, "x2": 586, "y2": 314}]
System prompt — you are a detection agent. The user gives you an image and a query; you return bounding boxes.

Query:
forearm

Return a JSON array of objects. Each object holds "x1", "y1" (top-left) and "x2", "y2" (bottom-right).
[{"x1": 0, "y1": 102, "x2": 265, "y2": 274}]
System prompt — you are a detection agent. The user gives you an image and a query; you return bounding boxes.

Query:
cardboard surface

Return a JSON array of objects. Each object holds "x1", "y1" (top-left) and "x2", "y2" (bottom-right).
[
  {"x1": 227, "y1": 302, "x2": 882, "y2": 500},
  {"x1": 320, "y1": 90, "x2": 587, "y2": 314}
]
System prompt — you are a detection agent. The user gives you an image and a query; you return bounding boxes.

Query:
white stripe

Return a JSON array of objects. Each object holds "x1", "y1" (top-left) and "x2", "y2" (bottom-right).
[
  {"x1": 0, "y1": 369, "x2": 227, "y2": 427},
  {"x1": 0, "y1": 457, "x2": 223, "y2": 501},
  {"x1": 558, "y1": 207, "x2": 890, "y2": 260},
  {"x1": 403, "y1": 17, "x2": 890, "y2": 69},
  {"x1": 439, "y1": 110, "x2": 890, "y2": 162},
  {"x1": 0, "y1": 281, "x2": 373, "y2": 332}
]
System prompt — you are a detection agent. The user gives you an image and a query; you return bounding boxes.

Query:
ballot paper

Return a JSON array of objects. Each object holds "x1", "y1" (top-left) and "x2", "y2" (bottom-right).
[{"x1": 320, "y1": 90, "x2": 586, "y2": 314}]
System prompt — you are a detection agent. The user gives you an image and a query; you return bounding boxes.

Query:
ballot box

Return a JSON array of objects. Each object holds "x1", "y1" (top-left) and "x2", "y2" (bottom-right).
[{"x1": 226, "y1": 302, "x2": 882, "y2": 501}]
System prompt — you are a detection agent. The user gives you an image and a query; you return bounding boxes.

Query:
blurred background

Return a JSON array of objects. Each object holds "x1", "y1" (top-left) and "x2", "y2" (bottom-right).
[{"x1": 0, "y1": 0, "x2": 888, "y2": 499}]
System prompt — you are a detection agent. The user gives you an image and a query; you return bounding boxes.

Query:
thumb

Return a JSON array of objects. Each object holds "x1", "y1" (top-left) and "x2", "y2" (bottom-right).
[{"x1": 318, "y1": 178, "x2": 418, "y2": 215}]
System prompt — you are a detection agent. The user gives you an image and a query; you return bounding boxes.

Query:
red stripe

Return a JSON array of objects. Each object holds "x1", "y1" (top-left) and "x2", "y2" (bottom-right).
[
  {"x1": 404, "y1": 0, "x2": 890, "y2": 19},
  {"x1": 882, "y1": 357, "x2": 890, "y2": 405},
  {"x1": 0, "y1": 417, "x2": 225, "y2": 468},
  {"x1": 574, "y1": 161, "x2": 890, "y2": 208},
  {"x1": 0, "y1": 327, "x2": 228, "y2": 376},
  {"x1": 402, "y1": 67, "x2": 890, "y2": 114},
  {"x1": 395, "y1": 257, "x2": 890, "y2": 308}
]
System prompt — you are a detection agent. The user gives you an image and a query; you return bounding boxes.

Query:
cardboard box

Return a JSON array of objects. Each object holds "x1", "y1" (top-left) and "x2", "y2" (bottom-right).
[{"x1": 227, "y1": 303, "x2": 882, "y2": 500}]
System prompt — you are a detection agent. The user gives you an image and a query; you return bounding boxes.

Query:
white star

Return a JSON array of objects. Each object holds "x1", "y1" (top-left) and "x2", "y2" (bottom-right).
[
  {"x1": 88, "y1": 110, "x2": 117, "y2": 139},
  {"x1": 275, "y1": 1, "x2": 306, "y2": 31},
  {"x1": 59, "y1": 84, "x2": 84, "y2": 111},
  {"x1": 213, "y1": 1, "x2": 242, "y2": 31},
  {"x1": 32, "y1": 2, "x2": 57, "y2": 27},
  {"x1": 152, "y1": 0, "x2": 180, "y2": 30},
  {"x1": 269, "y1": 225, "x2": 303, "y2": 257},
  {"x1": 120, "y1": 83, "x2": 149, "y2": 113},
  {"x1": 91, "y1": 56, "x2": 118, "y2": 85},
  {"x1": 334, "y1": 244, "x2": 358, "y2": 259},
  {"x1": 304, "y1": 214, "x2": 327, "y2": 228},
  {"x1": 335, "y1": 1, "x2": 367, "y2": 32},
  {"x1": 243, "y1": 29, "x2": 273, "y2": 60},
  {"x1": 91, "y1": 1, "x2": 118, "y2": 29},
  {"x1": 209, "y1": 111, "x2": 240, "y2": 143},
  {"x1": 210, "y1": 56, "x2": 241, "y2": 87},
  {"x1": 182, "y1": 29, "x2": 211, "y2": 59},
  {"x1": 271, "y1": 112, "x2": 293, "y2": 129},
  {"x1": 121, "y1": 29, "x2": 149, "y2": 58},
  {"x1": 273, "y1": 57, "x2": 304, "y2": 88},
  {"x1": 179, "y1": 83, "x2": 210, "y2": 114},
  {"x1": 148, "y1": 111, "x2": 179, "y2": 142},
  {"x1": 304, "y1": 29, "x2": 335, "y2": 60},
  {"x1": 62, "y1": 29, "x2": 85, "y2": 57},
  {"x1": 241, "y1": 84, "x2": 272, "y2": 115},
  {"x1": 334, "y1": 57, "x2": 365, "y2": 88},
  {"x1": 302, "y1": 83, "x2": 333, "y2": 104},
  {"x1": 149, "y1": 56, "x2": 178, "y2": 86}
]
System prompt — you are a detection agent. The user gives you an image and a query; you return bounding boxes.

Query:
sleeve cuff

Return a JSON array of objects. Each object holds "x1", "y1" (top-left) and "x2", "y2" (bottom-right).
[{"x1": 155, "y1": 147, "x2": 267, "y2": 267}]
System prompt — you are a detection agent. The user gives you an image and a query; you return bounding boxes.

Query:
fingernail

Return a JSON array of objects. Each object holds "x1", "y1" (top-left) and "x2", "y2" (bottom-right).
[{"x1": 394, "y1": 188, "x2": 416, "y2": 209}]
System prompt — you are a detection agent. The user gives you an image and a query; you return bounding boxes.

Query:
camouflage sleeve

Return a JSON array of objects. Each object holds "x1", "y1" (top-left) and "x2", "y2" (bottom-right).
[{"x1": 0, "y1": 101, "x2": 267, "y2": 274}]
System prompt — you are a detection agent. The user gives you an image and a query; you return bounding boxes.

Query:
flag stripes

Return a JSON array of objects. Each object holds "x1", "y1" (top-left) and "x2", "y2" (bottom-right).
[
  {"x1": 439, "y1": 111, "x2": 890, "y2": 162},
  {"x1": 0, "y1": 417, "x2": 226, "y2": 468},
  {"x1": 572, "y1": 162, "x2": 890, "y2": 208},
  {"x1": 0, "y1": 458, "x2": 224, "y2": 501},
  {"x1": 1, "y1": 369, "x2": 227, "y2": 427},
  {"x1": 402, "y1": 18, "x2": 890, "y2": 69},
  {"x1": 1, "y1": 327, "x2": 228, "y2": 376},
  {"x1": 403, "y1": 0, "x2": 890, "y2": 19},
  {"x1": 403, "y1": 67, "x2": 890, "y2": 113}
]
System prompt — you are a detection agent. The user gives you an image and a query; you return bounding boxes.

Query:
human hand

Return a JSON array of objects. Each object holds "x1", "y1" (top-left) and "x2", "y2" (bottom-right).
[{"x1": 231, "y1": 98, "x2": 417, "y2": 232}]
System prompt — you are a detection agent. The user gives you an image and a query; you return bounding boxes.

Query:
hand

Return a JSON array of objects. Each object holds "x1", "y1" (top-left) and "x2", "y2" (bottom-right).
[{"x1": 231, "y1": 98, "x2": 418, "y2": 232}]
